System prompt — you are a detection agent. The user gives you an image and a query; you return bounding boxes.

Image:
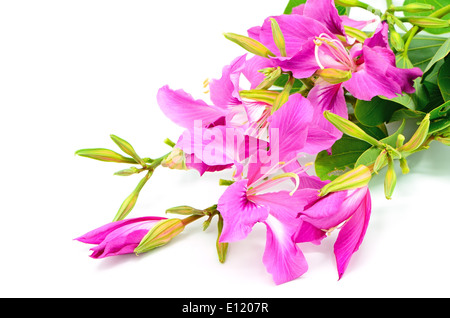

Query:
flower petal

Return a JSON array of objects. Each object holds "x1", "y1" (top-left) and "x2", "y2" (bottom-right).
[
  {"x1": 307, "y1": 79, "x2": 346, "y2": 139},
  {"x1": 263, "y1": 215, "x2": 308, "y2": 285},
  {"x1": 157, "y1": 85, "x2": 226, "y2": 129},
  {"x1": 218, "y1": 180, "x2": 269, "y2": 243},
  {"x1": 334, "y1": 187, "x2": 371, "y2": 279}
]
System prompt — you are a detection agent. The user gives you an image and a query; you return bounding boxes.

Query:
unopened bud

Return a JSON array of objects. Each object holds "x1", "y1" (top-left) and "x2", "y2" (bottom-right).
[
  {"x1": 165, "y1": 205, "x2": 204, "y2": 216},
  {"x1": 161, "y1": 148, "x2": 187, "y2": 170},
  {"x1": 216, "y1": 215, "x2": 228, "y2": 263},
  {"x1": 270, "y1": 18, "x2": 287, "y2": 57},
  {"x1": 319, "y1": 165, "x2": 372, "y2": 196},
  {"x1": 112, "y1": 170, "x2": 152, "y2": 221},
  {"x1": 256, "y1": 67, "x2": 282, "y2": 90},
  {"x1": 389, "y1": 28, "x2": 405, "y2": 52},
  {"x1": 75, "y1": 148, "x2": 137, "y2": 164},
  {"x1": 334, "y1": 0, "x2": 365, "y2": 7},
  {"x1": 343, "y1": 25, "x2": 368, "y2": 43},
  {"x1": 223, "y1": 33, "x2": 275, "y2": 58},
  {"x1": 134, "y1": 218, "x2": 185, "y2": 254},
  {"x1": 399, "y1": 114, "x2": 430, "y2": 153},
  {"x1": 114, "y1": 166, "x2": 140, "y2": 176},
  {"x1": 396, "y1": 134, "x2": 405, "y2": 149},
  {"x1": 316, "y1": 68, "x2": 352, "y2": 84},
  {"x1": 110, "y1": 134, "x2": 145, "y2": 167},
  {"x1": 239, "y1": 89, "x2": 279, "y2": 104},
  {"x1": 373, "y1": 149, "x2": 388, "y2": 174},
  {"x1": 384, "y1": 156, "x2": 397, "y2": 200},
  {"x1": 406, "y1": 17, "x2": 449, "y2": 28},
  {"x1": 399, "y1": 157, "x2": 410, "y2": 174},
  {"x1": 323, "y1": 111, "x2": 384, "y2": 147},
  {"x1": 394, "y1": 3, "x2": 435, "y2": 13},
  {"x1": 272, "y1": 75, "x2": 295, "y2": 114}
]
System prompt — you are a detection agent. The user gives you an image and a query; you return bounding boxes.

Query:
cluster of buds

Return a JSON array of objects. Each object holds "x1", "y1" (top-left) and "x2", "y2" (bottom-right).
[{"x1": 323, "y1": 111, "x2": 432, "y2": 200}]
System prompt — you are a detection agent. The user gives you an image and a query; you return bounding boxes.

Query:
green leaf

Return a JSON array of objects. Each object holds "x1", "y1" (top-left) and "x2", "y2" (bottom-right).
[
  {"x1": 437, "y1": 57, "x2": 450, "y2": 102},
  {"x1": 407, "y1": 35, "x2": 448, "y2": 71},
  {"x1": 429, "y1": 100, "x2": 450, "y2": 134},
  {"x1": 314, "y1": 124, "x2": 386, "y2": 181},
  {"x1": 403, "y1": 0, "x2": 450, "y2": 34},
  {"x1": 422, "y1": 38, "x2": 450, "y2": 78},
  {"x1": 315, "y1": 136, "x2": 371, "y2": 181},
  {"x1": 354, "y1": 96, "x2": 404, "y2": 127}
]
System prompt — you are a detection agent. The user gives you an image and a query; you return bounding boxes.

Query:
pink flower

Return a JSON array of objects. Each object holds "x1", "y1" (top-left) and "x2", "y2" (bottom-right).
[
  {"x1": 74, "y1": 216, "x2": 166, "y2": 258},
  {"x1": 217, "y1": 94, "x2": 334, "y2": 285},
  {"x1": 249, "y1": 0, "x2": 422, "y2": 139},
  {"x1": 157, "y1": 54, "x2": 273, "y2": 175},
  {"x1": 296, "y1": 185, "x2": 372, "y2": 279}
]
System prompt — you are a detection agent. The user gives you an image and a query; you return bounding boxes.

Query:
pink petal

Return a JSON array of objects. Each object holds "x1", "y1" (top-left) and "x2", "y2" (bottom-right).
[
  {"x1": 263, "y1": 215, "x2": 308, "y2": 285},
  {"x1": 334, "y1": 187, "x2": 371, "y2": 279},
  {"x1": 157, "y1": 85, "x2": 226, "y2": 129},
  {"x1": 218, "y1": 180, "x2": 269, "y2": 243}
]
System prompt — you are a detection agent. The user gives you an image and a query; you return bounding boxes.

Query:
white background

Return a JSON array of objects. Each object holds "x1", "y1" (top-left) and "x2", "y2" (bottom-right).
[{"x1": 1, "y1": 0, "x2": 449, "y2": 298}]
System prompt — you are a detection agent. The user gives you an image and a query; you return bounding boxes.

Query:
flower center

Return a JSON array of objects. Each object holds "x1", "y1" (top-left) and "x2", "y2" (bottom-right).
[{"x1": 314, "y1": 33, "x2": 356, "y2": 73}]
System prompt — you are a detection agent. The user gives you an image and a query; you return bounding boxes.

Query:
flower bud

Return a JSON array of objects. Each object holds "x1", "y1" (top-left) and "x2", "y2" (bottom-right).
[
  {"x1": 373, "y1": 149, "x2": 388, "y2": 174},
  {"x1": 399, "y1": 114, "x2": 430, "y2": 153},
  {"x1": 134, "y1": 218, "x2": 185, "y2": 254},
  {"x1": 161, "y1": 147, "x2": 188, "y2": 170},
  {"x1": 384, "y1": 156, "x2": 397, "y2": 200},
  {"x1": 389, "y1": 28, "x2": 405, "y2": 52},
  {"x1": 271, "y1": 74, "x2": 295, "y2": 114},
  {"x1": 165, "y1": 205, "x2": 204, "y2": 216},
  {"x1": 399, "y1": 157, "x2": 410, "y2": 174},
  {"x1": 316, "y1": 68, "x2": 352, "y2": 84},
  {"x1": 110, "y1": 134, "x2": 145, "y2": 167},
  {"x1": 323, "y1": 111, "x2": 384, "y2": 147},
  {"x1": 395, "y1": 3, "x2": 435, "y2": 13},
  {"x1": 114, "y1": 166, "x2": 140, "y2": 176},
  {"x1": 112, "y1": 170, "x2": 152, "y2": 221},
  {"x1": 239, "y1": 89, "x2": 279, "y2": 104},
  {"x1": 75, "y1": 148, "x2": 137, "y2": 164},
  {"x1": 223, "y1": 33, "x2": 275, "y2": 58},
  {"x1": 406, "y1": 17, "x2": 449, "y2": 28},
  {"x1": 319, "y1": 165, "x2": 372, "y2": 197},
  {"x1": 216, "y1": 215, "x2": 228, "y2": 263},
  {"x1": 256, "y1": 67, "x2": 282, "y2": 90},
  {"x1": 270, "y1": 18, "x2": 287, "y2": 57}
]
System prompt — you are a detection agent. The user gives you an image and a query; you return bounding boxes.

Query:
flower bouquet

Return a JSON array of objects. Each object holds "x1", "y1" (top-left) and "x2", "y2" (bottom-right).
[{"x1": 74, "y1": 0, "x2": 450, "y2": 285}]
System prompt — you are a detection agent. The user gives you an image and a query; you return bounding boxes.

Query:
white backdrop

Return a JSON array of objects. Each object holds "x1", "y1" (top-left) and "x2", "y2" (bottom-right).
[{"x1": 1, "y1": 0, "x2": 449, "y2": 298}]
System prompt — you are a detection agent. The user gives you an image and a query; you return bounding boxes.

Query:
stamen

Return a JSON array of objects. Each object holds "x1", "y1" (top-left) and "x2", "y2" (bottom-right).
[{"x1": 271, "y1": 172, "x2": 300, "y2": 196}]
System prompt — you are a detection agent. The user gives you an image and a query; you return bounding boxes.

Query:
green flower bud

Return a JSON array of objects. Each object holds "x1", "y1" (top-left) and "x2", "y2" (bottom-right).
[
  {"x1": 395, "y1": 3, "x2": 435, "y2": 13},
  {"x1": 270, "y1": 18, "x2": 287, "y2": 57},
  {"x1": 75, "y1": 148, "x2": 137, "y2": 164},
  {"x1": 319, "y1": 165, "x2": 372, "y2": 197},
  {"x1": 112, "y1": 170, "x2": 152, "y2": 222},
  {"x1": 384, "y1": 156, "x2": 397, "y2": 200},
  {"x1": 256, "y1": 67, "x2": 282, "y2": 90},
  {"x1": 316, "y1": 68, "x2": 352, "y2": 84},
  {"x1": 373, "y1": 149, "x2": 388, "y2": 174},
  {"x1": 399, "y1": 157, "x2": 410, "y2": 174},
  {"x1": 110, "y1": 134, "x2": 145, "y2": 167},
  {"x1": 389, "y1": 28, "x2": 405, "y2": 52},
  {"x1": 114, "y1": 166, "x2": 140, "y2": 176},
  {"x1": 134, "y1": 218, "x2": 185, "y2": 254},
  {"x1": 223, "y1": 33, "x2": 275, "y2": 58},
  {"x1": 216, "y1": 215, "x2": 228, "y2": 264},
  {"x1": 271, "y1": 74, "x2": 295, "y2": 114},
  {"x1": 406, "y1": 17, "x2": 449, "y2": 28},
  {"x1": 323, "y1": 111, "x2": 384, "y2": 147},
  {"x1": 165, "y1": 205, "x2": 204, "y2": 216},
  {"x1": 399, "y1": 114, "x2": 430, "y2": 153},
  {"x1": 239, "y1": 89, "x2": 280, "y2": 104}
]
